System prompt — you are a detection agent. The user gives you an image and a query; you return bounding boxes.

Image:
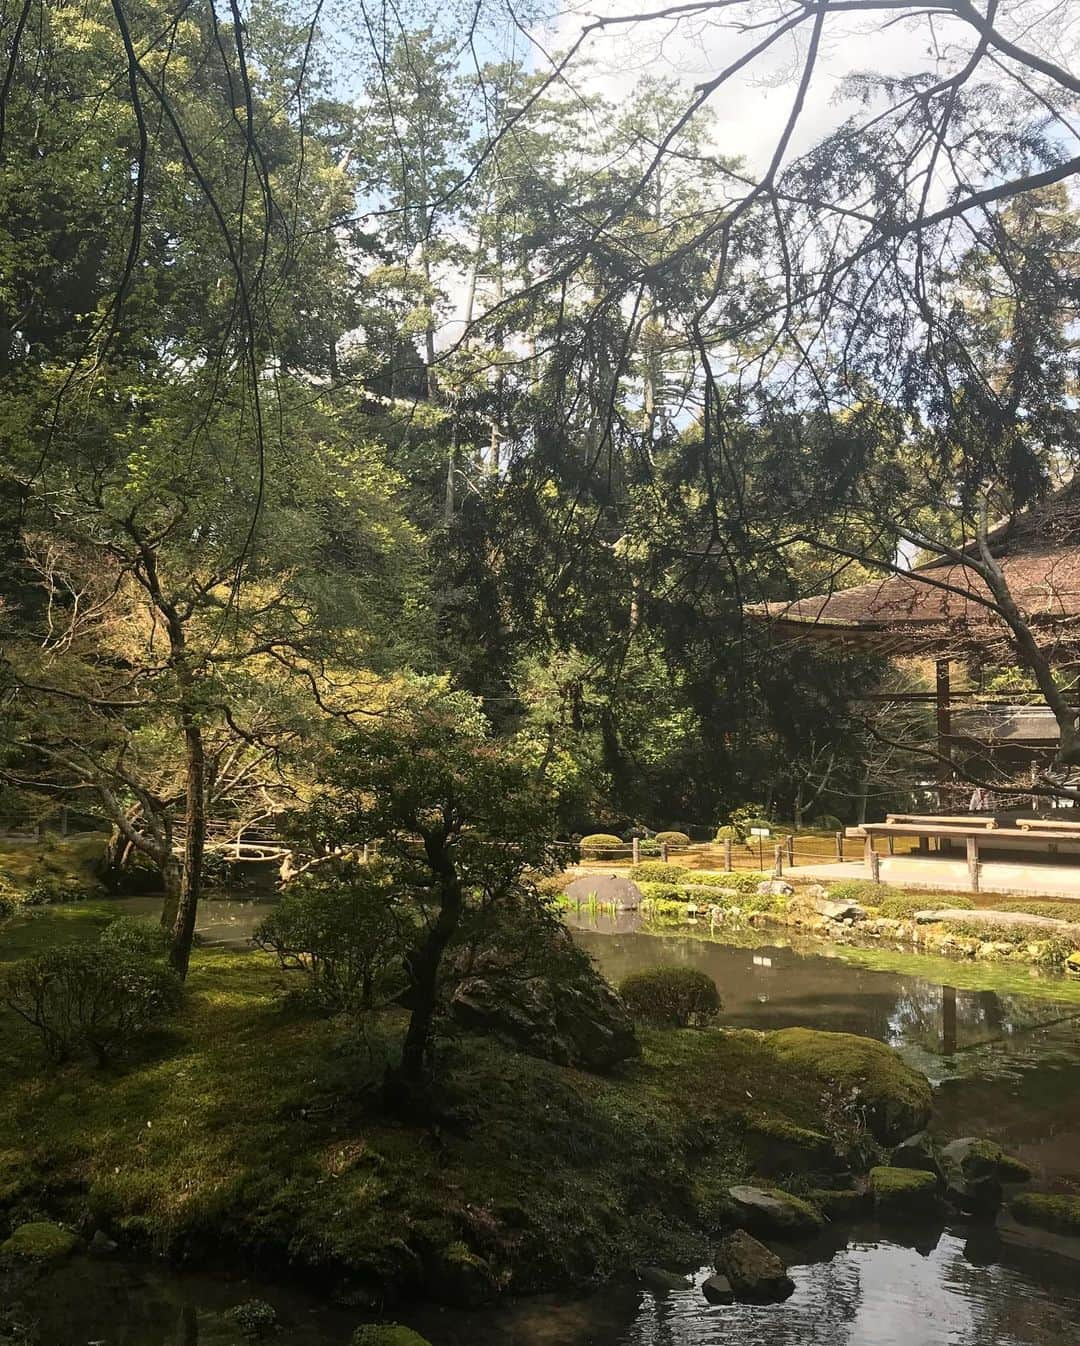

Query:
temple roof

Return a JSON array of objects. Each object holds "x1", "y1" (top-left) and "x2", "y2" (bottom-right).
[{"x1": 750, "y1": 484, "x2": 1080, "y2": 654}]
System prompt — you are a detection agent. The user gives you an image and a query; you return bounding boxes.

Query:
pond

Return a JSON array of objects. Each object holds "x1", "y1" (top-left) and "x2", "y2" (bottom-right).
[{"x1": 10, "y1": 900, "x2": 1080, "y2": 1346}]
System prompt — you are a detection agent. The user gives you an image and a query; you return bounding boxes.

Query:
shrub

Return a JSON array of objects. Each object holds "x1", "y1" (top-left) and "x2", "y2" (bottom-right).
[
  {"x1": 23, "y1": 876, "x2": 97, "y2": 905},
  {"x1": 0, "y1": 879, "x2": 22, "y2": 925},
  {"x1": 224, "y1": 1300, "x2": 278, "y2": 1337},
  {"x1": 99, "y1": 915, "x2": 170, "y2": 959},
  {"x1": 682, "y1": 870, "x2": 730, "y2": 886},
  {"x1": 1, "y1": 943, "x2": 182, "y2": 1065},
  {"x1": 629, "y1": 861, "x2": 688, "y2": 883},
  {"x1": 713, "y1": 825, "x2": 737, "y2": 842},
  {"x1": 994, "y1": 899, "x2": 1080, "y2": 923},
  {"x1": 579, "y1": 833, "x2": 627, "y2": 859},
  {"x1": 617, "y1": 966, "x2": 722, "y2": 1027},
  {"x1": 637, "y1": 838, "x2": 661, "y2": 857},
  {"x1": 811, "y1": 814, "x2": 844, "y2": 833},
  {"x1": 726, "y1": 803, "x2": 769, "y2": 841},
  {"x1": 253, "y1": 867, "x2": 411, "y2": 1013},
  {"x1": 874, "y1": 890, "x2": 974, "y2": 920},
  {"x1": 654, "y1": 831, "x2": 690, "y2": 849},
  {"x1": 828, "y1": 879, "x2": 887, "y2": 906},
  {"x1": 636, "y1": 881, "x2": 690, "y2": 905}
]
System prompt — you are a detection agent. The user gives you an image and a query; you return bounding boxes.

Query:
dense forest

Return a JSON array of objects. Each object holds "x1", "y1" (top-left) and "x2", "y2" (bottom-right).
[{"x1": 0, "y1": 0, "x2": 1077, "y2": 955}]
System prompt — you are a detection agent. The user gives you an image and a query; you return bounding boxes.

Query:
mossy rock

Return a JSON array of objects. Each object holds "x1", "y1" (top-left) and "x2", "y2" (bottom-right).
[
  {"x1": 739, "y1": 1113, "x2": 837, "y2": 1176},
  {"x1": 766, "y1": 1028, "x2": 932, "y2": 1145},
  {"x1": 869, "y1": 1167, "x2": 941, "y2": 1221},
  {"x1": 805, "y1": 1187, "x2": 871, "y2": 1220},
  {"x1": 727, "y1": 1184, "x2": 824, "y2": 1238},
  {"x1": 997, "y1": 1152, "x2": 1033, "y2": 1183},
  {"x1": 0, "y1": 1221, "x2": 79, "y2": 1262},
  {"x1": 351, "y1": 1328, "x2": 432, "y2": 1346},
  {"x1": 1010, "y1": 1193, "x2": 1080, "y2": 1236}
]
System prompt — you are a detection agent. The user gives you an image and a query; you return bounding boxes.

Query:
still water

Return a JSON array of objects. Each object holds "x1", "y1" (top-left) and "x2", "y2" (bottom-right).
[{"x1": 11, "y1": 900, "x2": 1080, "y2": 1345}]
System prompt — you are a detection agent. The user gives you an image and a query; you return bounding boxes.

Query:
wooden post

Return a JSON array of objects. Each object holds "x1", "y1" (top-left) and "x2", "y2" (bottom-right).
[
  {"x1": 632, "y1": 836, "x2": 640, "y2": 865},
  {"x1": 660, "y1": 842, "x2": 669, "y2": 864},
  {"x1": 887, "y1": 834, "x2": 895, "y2": 856},
  {"x1": 773, "y1": 844, "x2": 783, "y2": 878},
  {"x1": 918, "y1": 835, "x2": 929, "y2": 854},
  {"x1": 870, "y1": 850, "x2": 881, "y2": 884},
  {"x1": 967, "y1": 834, "x2": 979, "y2": 893},
  {"x1": 864, "y1": 833, "x2": 874, "y2": 872},
  {"x1": 835, "y1": 830, "x2": 844, "y2": 862},
  {"x1": 723, "y1": 839, "x2": 733, "y2": 872},
  {"x1": 936, "y1": 658, "x2": 953, "y2": 810},
  {"x1": 785, "y1": 834, "x2": 794, "y2": 868}
]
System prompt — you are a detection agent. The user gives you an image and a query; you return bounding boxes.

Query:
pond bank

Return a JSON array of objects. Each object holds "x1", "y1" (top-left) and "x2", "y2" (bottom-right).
[{"x1": 1, "y1": 904, "x2": 935, "y2": 1321}]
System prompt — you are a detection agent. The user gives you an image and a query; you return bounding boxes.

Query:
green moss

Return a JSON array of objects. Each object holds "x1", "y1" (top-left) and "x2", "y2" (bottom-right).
[
  {"x1": 0, "y1": 836, "x2": 106, "y2": 893},
  {"x1": 0, "y1": 908, "x2": 931, "y2": 1302},
  {"x1": 869, "y1": 1167, "x2": 940, "y2": 1219},
  {"x1": 0, "y1": 1221, "x2": 78, "y2": 1261},
  {"x1": 997, "y1": 1152, "x2": 1032, "y2": 1182},
  {"x1": 351, "y1": 1327, "x2": 432, "y2": 1346},
  {"x1": 767, "y1": 1028, "x2": 932, "y2": 1144},
  {"x1": 1011, "y1": 1193, "x2": 1080, "y2": 1234}
]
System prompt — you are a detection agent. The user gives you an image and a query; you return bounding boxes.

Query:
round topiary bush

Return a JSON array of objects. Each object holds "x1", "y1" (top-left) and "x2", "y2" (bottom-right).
[
  {"x1": 655, "y1": 831, "x2": 691, "y2": 849},
  {"x1": 713, "y1": 825, "x2": 737, "y2": 842},
  {"x1": 617, "y1": 966, "x2": 722, "y2": 1027},
  {"x1": 579, "y1": 833, "x2": 627, "y2": 860}
]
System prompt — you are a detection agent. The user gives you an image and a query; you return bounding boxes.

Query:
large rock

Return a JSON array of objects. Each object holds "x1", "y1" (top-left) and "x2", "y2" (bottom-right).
[
  {"x1": 940, "y1": 1138, "x2": 1007, "y2": 1217},
  {"x1": 564, "y1": 875, "x2": 643, "y2": 910},
  {"x1": 890, "y1": 1132, "x2": 944, "y2": 1186},
  {"x1": 1011, "y1": 1193, "x2": 1080, "y2": 1236},
  {"x1": 639, "y1": 1266, "x2": 691, "y2": 1293},
  {"x1": 869, "y1": 1167, "x2": 942, "y2": 1221},
  {"x1": 813, "y1": 896, "x2": 868, "y2": 923},
  {"x1": 766, "y1": 1028, "x2": 932, "y2": 1145},
  {"x1": 716, "y1": 1230, "x2": 795, "y2": 1303},
  {"x1": 757, "y1": 880, "x2": 794, "y2": 898},
  {"x1": 727, "y1": 1185, "x2": 824, "y2": 1238},
  {"x1": 450, "y1": 921, "x2": 639, "y2": 1072},
  {"x1": 701, "y1": 1273, "x2": 734, "y2": 1304}
]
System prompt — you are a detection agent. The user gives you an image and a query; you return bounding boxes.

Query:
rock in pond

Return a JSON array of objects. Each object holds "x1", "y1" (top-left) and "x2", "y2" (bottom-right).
[
  {"x1": 890, "y1": 1132, "x2": 944, "y2": 1185},
  {"x1": 1011, "y1": 1193, "x2": 1080, "y2": 1236},
  {"x1": 352, "y1": 1328, "x2": 432, "y2": 1346},
  {"x1": 639, "y1": 1266, "x2": 691, "y2": 1294},
  {"x1": 702, "y1": 1273, "x2": 734, "y2": 1305},
  {"x1": 870, "y1": 1166, "x2": 942, "y2": 1221},
  {"x1": 805, "y1": 1187, "x2": 870, "y2": 1220},
  {"x1": 717, "y1": 1229, "x2": 795, "y2": 1303},
  {"x1": 565, "y1": 874, "x2": 643, "y2": 910},
  {"x1": 941, "y1": 1138, "x2": 1007, "y2": 1217},
  {"x1": 88, "y1": 1229, "x2": 119, "y2": 1256},
  {"x1": 0, "y1": 1221, "x2": 78, "y2": 1262},
  {"x1": 728, "y1": 1184, "x2": 824, "y2": 1238}
]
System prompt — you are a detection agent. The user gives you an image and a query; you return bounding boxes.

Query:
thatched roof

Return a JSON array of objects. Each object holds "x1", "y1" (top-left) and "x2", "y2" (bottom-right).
[{"x1": 750, "y1": 485, "x2": 1080, "y2": 654}]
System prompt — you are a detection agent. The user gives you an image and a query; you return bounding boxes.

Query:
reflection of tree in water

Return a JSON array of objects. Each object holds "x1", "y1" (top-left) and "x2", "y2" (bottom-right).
[{"x1": 940, "y1": 1229, "x2": 1080, "y2": 1346}]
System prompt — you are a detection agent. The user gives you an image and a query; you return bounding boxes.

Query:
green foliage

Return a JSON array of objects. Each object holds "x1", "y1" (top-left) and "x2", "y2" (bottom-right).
[
  {"x1": 636, "y1": 881, "x2": 690, "y2": 905},
  {"x1": 877, "y1": 890, "x2": 975, "y2": 919},
  {"x1": 223, "y1": 1300, "x2": 278, "y2": 1337},
  {"x1": 628, "y1": 861, "x2": 687, "y2": 883},
  {"x1": 99, "y1": 915, "x2": 170, "y2": 960},
  {"x1": 1011, "y1": 1193, "x2": 1080, "y2": 1235},
  {"x1": 828, "y1": 879, "x2": 886, "y2": 906},
  {"x1": 812, "y1": 815, "x2": 845, "y2": 833},
  {"x1": 654, "y1": 831, "x2": 690, "y2": 849},
  {"x1": 253, "y1": 866, "x2": 410, "y2": 1013},
  {"x1": 617, "y1": 967, "x2": 722, "y2": 1027},
  {"x1": 682, "y1": 870, "x2": 734, "y2": 886},
  {"x1": 637, "y1": 838, "x2": 661, "y2": 857},
  {"x1": 0, "y1": 880, "x2": 22, "y2": 925},
  {"x1": 713, "y1": 826, "x2": 738, "y2": 842},
  {"x1": 994, "y1": 899, "x2": 1080, "y2": 922},
  {"x1": 725, "y1": 804, "x2": 771, "y2": 842},
  {"x1": 1, "y1": 942, "x2": 182, "y2": 1066}
]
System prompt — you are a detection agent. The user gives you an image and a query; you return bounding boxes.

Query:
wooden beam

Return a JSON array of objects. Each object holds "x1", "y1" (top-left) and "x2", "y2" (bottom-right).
[
  {"x1": 936, "y1": 659, "x2": 953, "y2": 809},
  {"x1": 967, "y1": 834, "x2": 980, "y2": 893}
]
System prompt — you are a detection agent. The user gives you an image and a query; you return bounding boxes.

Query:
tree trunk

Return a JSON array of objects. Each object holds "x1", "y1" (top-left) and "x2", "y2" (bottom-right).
[
  {"x1": 168, "y1": 722, "x2": 206, "y2": 979},
  {"x1": 388, "y1": 830, "x2": 463, "y2": 1104}
]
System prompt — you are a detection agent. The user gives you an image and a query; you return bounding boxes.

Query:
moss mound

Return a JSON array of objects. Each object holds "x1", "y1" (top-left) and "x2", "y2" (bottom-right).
[
  {"x1": 0, "y1": 1221, "x2": 78, "y2": 1261},
  {"x1": 870, "y1": 1167, "x2": 941, "y2": 1220},
  {"x1": 766, "y1": 1028, "x2": 932, "y2": 1144},
  {"x1": 1010, "y1": 1193, "x2": 1080, "y2": 1235},
  {"x1": 351, "y1": 1328, "x2": 432, "y2": 1346}
]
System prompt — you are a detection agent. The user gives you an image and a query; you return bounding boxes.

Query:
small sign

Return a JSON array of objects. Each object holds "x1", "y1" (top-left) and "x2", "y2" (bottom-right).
[{"x1": 749, "y1": 826, "x2": 771, "y2": 837}]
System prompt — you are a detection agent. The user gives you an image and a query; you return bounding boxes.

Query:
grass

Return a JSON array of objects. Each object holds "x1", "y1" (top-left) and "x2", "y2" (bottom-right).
[{"x1": 0, "y1": 904, "x2": 932, "y2": 1302}]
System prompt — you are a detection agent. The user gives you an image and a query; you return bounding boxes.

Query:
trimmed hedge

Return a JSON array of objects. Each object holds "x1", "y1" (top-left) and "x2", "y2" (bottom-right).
[
  {"x1": 654, "y1": 831, "x2": 690, "y2": 849},
  {"x1": 618, "y1": 966, "x2": 722, "y2": 1027},
  {"x1": 579, "y1": 833, "x2": 627, "y2": 859},
  {"x1": 629, "y1": 861, "x2": 688, "y2": 883}
]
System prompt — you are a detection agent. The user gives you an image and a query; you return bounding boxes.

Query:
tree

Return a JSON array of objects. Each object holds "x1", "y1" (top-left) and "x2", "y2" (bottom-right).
[{"x1": 293, "y1": 694, "x2": 560, "y2": 1101}]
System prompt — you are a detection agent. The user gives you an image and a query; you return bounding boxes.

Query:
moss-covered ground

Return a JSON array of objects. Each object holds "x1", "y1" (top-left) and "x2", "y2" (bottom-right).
[{"x1": 0, "y1": 904, "x2": 927, "y2": 1303}]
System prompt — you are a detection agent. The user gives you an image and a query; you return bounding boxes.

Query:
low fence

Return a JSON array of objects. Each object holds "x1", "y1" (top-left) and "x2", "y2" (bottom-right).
[{"x1": 571, "y1": 831, "x2": 919, "y2": 878}]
